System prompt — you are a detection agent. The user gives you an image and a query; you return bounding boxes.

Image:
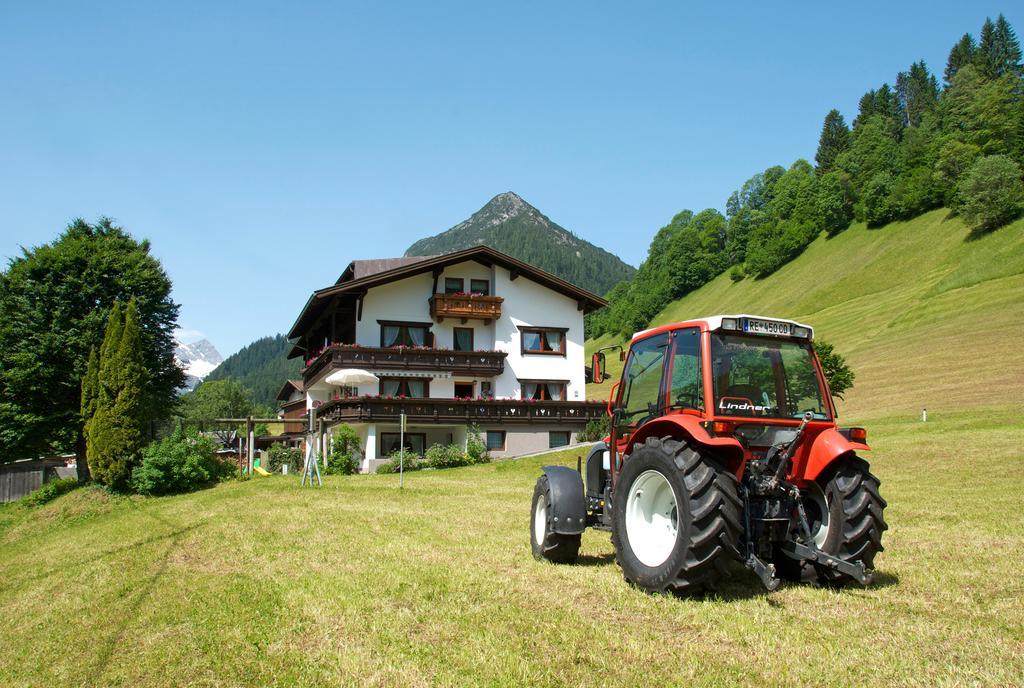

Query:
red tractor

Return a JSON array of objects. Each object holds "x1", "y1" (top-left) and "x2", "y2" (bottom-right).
[{"x1": 530, "y1": 315, "x2": 887, "y2": 593}]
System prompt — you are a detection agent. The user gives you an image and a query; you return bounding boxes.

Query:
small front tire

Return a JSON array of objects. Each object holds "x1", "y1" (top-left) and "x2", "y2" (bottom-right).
[{"x1": 530, "y1": 475, "x2": 581, "y2": 563}]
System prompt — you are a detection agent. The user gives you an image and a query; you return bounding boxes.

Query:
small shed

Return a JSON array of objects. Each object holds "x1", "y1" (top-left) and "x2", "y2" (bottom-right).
[{"x1": 0, "y1": 456, "x2": 77, "y2": 503}]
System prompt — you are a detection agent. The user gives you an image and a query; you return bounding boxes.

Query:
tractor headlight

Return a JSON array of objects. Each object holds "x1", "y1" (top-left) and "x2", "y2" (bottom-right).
[
  {"x1": 721, "y1": 317, "x2": 739, "y2": 331},
  {"x1": 793, "y1": 326, "x2": 811, "y2": 339}
]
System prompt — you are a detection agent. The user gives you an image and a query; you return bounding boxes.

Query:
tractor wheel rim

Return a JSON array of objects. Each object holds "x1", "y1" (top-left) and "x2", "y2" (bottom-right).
[
  {"x1": 625, "y1": 469, "x2": 679, "y2": 568},
  {"x1": 804, "y1": 482, "x2": 830, "y2": 548},
  {"x1": 533, "y1": 493, "x2": 547, "y2": 546}
]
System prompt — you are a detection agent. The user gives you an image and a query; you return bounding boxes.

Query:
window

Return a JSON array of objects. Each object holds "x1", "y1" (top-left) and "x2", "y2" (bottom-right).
[
  {"x1": 711, "y1": 334, "x2": 828, "y2": 419},
  {"x1": 549, "y1": 431, "x2": 570, "y2": 449},
  {"x1": 454, "y1": 381, "x2": 474, "y2": 399},
  {"x1": 380, "y1": 321, "x2": 430, "y2": 348},
  {"x1": 619, "y1": 332, "x2": 669, "y2": 425},
  {"x1": 453, "y1": 327, "x2": 474, "y2": 352},
  {"x1": 669, "y1": 328, "x2": 704, "y2": 411},
  {"x1": 521, "y1": 327, "x2": 567, "y2": 355},
  {"x1": 444, "y1": 277, "x2": 464, "y2": 294},
  {"x1": 469, "y1": 279, "x2": 490, "y2": 296},
  {"x1": 381, "y1": 433, "x2": 426, "y2": 456},
  {"x1": 520, "y1": 380, "x2": 566, "y2": 400},
  {"x1": 480, "y1": 381, "x2": 493, "y2": 399},
  {"x1": 486, "y1": 431, "x2": 506, "y2": 451},
  {"x1": 379, "y1": 378, "x2": 428, "y2": 398}
]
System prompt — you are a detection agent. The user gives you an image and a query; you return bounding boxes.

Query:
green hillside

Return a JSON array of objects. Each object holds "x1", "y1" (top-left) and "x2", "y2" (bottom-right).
[
  {"x1": 203, "y1": 334, "x2": 302, "y2": 408},
  {"x1": 587, "y1": 209, "x2": 1024, "y2": 423},
  {"x1": 406, "y1": 192, "x2": 635, "y2": 296}
]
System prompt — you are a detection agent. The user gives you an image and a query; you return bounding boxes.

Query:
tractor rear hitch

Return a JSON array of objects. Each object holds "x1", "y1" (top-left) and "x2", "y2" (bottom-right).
[
  {"x1": 745, "y1": 553, "x2": 781, "y2": 591},
  {"x1": 781, "y1": 541, "x2": 872, "y2": 586}
]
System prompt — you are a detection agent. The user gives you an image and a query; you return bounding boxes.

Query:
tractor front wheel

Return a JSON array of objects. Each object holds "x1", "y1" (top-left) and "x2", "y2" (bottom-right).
[
  {"x1": 530, "y1": 475, "x2": 581, "y2": 563},
  {"x1": 611, "y1": 437, "x2": 741, "y2": 594}
]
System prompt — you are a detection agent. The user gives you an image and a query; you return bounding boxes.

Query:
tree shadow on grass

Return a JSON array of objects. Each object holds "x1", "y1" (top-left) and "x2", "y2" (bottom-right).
[{"x1": 84, "y1": 505, "x2": 206, "y2": 685}]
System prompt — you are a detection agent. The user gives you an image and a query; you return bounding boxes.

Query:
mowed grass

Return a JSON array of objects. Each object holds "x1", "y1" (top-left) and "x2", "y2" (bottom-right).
[
  {"x1": 1, "y1": 405, "x2": 1023, "y2": 687},
  {"x1": 587, "y1": 210, "x2": 1024, "y2": 423}
]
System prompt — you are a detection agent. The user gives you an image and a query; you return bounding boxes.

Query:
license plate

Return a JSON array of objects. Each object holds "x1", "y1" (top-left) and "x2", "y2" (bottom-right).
[{"x1": 742, "y1": 318, "x2": 792, "y2": 336}]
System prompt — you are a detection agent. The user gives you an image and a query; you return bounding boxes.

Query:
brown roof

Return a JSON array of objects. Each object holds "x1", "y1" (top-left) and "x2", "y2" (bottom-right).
[
  {"x1": 275, "y1": 379, "x2": 305, "y2": 402},
  {"x1": 337, "y1": 256, "x2": 437, "y2": 284},
  {"x1": 287, "y1": 245, "x2": 608, "y2": 344}
]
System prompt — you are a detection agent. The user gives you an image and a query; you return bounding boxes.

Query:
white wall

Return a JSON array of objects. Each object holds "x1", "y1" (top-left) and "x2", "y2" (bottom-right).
[{"x1": 493, "y1": 266, "x2": 586, "y2": 401}]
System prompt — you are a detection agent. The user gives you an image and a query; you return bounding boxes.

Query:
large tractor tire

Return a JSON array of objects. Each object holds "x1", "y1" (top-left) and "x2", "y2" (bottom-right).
[
  {"x1": 611, "y1": 437, "x2": 741, "y2": 594},
  {"x1": 530, "y1": 475, "x2": 581, "y2": 563},
  {"x1": 775, "y1": 455, "x2": 887, "y2": 585}
]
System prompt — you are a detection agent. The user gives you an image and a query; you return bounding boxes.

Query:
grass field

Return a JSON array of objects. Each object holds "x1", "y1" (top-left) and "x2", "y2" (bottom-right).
[
  {"x1": 2, "y1": 209, "x2": 1023, "y2": 686},
  {"x1": 1, "y1": 406, "x2": 1022, "y2": 687}
]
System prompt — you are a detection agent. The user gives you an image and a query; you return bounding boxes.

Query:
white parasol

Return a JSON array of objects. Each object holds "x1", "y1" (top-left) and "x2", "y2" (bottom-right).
[{"x1": 325, "y1": 368, "x2": 379, "y2": 386}]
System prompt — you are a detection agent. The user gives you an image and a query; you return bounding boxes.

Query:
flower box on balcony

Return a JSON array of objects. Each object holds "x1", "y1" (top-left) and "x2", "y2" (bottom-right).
[{"x1": 429, "y1": 293, "x2": 503, "y2": 323}]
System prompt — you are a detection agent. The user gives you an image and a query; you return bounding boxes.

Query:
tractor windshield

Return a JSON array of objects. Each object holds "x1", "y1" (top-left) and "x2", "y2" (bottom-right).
[{"x1": 710, "y1": 333, "x2": 829, "y2": 419}]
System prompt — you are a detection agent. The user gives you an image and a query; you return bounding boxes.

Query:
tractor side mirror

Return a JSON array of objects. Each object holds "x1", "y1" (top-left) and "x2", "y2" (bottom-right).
[
  {"x1": 619, "y1": 350, "x2": 627, "y2": 362},
  {"x1": 590, "y1": 352, "x2": 606, "y2": 384}
]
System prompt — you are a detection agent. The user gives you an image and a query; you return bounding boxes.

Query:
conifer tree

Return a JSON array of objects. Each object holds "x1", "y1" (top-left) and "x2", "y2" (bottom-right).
[
  {"x1": 815, "y1": 109, "x2": 851, "y2": 174},
  {"x1": 896, "y1": 61, "x2": 939, "y2": 127},
  {"x1": 78, "y1": 347, "x2": 99, "y2": 481},
  {"x1": 991, "y1": 14, "x2": 1023, "y2": 78},
  {"x1": 976, "y1": 18, "x2": 999, "y2": 79},
  {"x1": 946, "y1": 33, "x2": 976, "y2": 84},
  {"x1": 88, "y1": 300, "x2": 147, "y2": 489}
]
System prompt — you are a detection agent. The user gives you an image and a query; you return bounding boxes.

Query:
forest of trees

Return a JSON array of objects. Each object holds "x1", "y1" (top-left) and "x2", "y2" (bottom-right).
[
  {"x1": 202, "y1": 334, "x2": 302, "y2": 408},
  {"x1": 589, "y1": 15, "x2": 1024, "y2": 339}
]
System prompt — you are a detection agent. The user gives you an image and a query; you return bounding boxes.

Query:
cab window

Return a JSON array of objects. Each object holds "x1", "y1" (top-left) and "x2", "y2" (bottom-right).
[{"x1": 620, "y1": 333, "x2": 669, "y2": 424}]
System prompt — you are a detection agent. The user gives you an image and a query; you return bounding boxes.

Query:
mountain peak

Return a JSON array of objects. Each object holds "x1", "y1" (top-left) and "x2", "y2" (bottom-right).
[
  {"x1": 174, "y1": 336, "x2": 224, "y2": 391},
  {"x1": 404, "y1": 192, "x2": 635, "y2": 295}
]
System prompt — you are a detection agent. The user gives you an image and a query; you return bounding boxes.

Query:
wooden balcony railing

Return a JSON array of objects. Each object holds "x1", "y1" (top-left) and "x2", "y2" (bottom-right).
[
  {"x1": 303, "y1": 345, "x2": 507, "y2": 383},
  {"x1": 315, "y1": 397, "x2": 607, "y2": 425},
  {"x1": 429, "y1": 293, "x2": 503, "y2": 323}
]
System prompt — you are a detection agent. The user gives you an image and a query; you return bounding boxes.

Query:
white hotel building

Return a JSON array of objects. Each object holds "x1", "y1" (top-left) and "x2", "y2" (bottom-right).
[{"x1": 285, "y1": 246, "x2": 607, "y2": 473}]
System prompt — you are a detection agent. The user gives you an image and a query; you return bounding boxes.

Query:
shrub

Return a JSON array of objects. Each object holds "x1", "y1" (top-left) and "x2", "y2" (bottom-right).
[
  {"x1": 466, "y1": 425, "x2": 491, "y2": 465},
  {"x1": 423, "y1": 443, "x2": 468, "y2": 469},
  {"x1": 576, "y1": 416, "x2": 611, "y2": 442},
  {"x1": 21, "y1": 477, "x2": 80, "y2": 507},
  {"x1": 728, "y1": 265, "x2": 745, "y2": 282},
  {"x1": 376, "y1": 449, "x2": 422, "y2": 474},
  {"x1": 326, "y1": 425, "x2": 361, "y2": 475},
  {"x1": 267, "y1": 442, "x2": 303, "y2": 474},
  {"x1": 130, "y1": 429, "x2": 232, "y2": 496},
  {"x1": 956, "y1": 155, "x2": 1024, "y2": 233}
]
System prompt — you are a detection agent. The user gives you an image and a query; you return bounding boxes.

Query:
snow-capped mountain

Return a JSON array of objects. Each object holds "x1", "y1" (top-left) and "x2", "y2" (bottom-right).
[{"x1": 174, "y1": 337, "x2": 224, "y2": 391}]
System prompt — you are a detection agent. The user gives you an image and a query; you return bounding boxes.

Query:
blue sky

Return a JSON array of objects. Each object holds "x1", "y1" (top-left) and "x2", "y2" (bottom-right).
[{"x1": 0, "y1": 2, "x2": 1016, "y2": 356}]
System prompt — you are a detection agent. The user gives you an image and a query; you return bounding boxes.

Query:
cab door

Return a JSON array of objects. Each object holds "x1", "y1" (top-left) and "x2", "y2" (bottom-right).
[{"x1": 612, "y1": 332, "x2": 670, "y2": 460}]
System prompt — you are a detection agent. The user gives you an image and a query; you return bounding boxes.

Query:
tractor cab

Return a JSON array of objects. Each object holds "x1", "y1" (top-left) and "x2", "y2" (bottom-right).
[
  {"x1": 531, "y1": 314, "x2": 887, "y2": 594},
  {"x1": 598, "y1": 315, "x2": 849, "y2": 482}
]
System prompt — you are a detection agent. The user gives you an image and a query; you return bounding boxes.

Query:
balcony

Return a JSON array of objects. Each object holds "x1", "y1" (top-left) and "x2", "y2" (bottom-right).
[
  {"x1": 303, "y1": 345, "x2": 507, "y2": 383},
  {"x1": 315, "y1": 396, "x2": 607, "y2": 425},
  {"x1": 429, "y1": 293, "x2": 503, "y2": 323}
]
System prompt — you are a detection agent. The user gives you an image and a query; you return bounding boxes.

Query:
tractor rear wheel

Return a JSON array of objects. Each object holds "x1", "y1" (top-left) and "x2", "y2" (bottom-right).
[
  {"x1": 530, "y1": 475, "x2": 581, "y2": 563},
  {"x1": 776, "y1": 456, "x2": 887, "y2": 585},
  {"x1": 611, "y1": 437, "x2": 741, "y2": 594}
]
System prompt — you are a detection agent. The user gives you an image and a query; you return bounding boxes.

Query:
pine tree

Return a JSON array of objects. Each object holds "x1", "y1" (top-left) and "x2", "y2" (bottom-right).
[
  {"x1": 976, "y1": 18, "x2": 999, "y2": 79},
  {"x1": 896, "y1": 61, "x2": 939, "y2": 127},
  {"x1": 88, "y1": 300, "x2": 147, "y2": 490},
  {"x1": 815, "y1": 109, "x2": 851, "y2": 174},
  {"x1": 945, "y1": 33, "x2": 976, "y2": 84},
  {"x1": 991, "y1": 14, "x2": 1023, "y2": 78}
]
